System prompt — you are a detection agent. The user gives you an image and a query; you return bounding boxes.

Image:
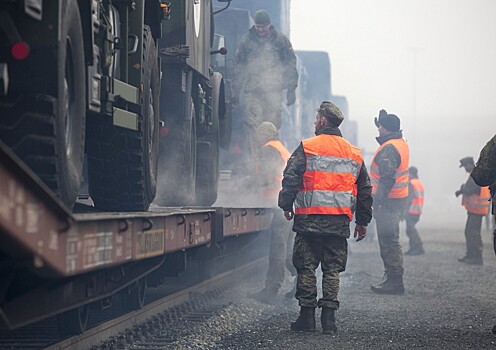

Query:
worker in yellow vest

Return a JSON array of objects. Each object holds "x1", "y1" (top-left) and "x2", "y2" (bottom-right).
[
  {"x1": 456, "y1": 156, "x2": 491, "y2": 265},
  {"x1": 370, "y1": 109, "x2": 409, "y2": 295},
  {"x1": 247, "y1": 122, "x2": 294, "y2": 304},
  {"x1": 404, "y1": 166, "x2": 425, "y2": 255}
]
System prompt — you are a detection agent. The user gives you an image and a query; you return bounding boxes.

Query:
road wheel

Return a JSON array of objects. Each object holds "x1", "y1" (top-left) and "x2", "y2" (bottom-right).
[
  {"x1": 219, "y1": 79, "x2": 232, "y2": 149},
  {"x1": 194, "y1": 73, "x2": 223, "y2": 206},
  {"x1": 155, "y1": 71, "x2": 197, "y2": 206},
  {"x1": 87, "y1": 26, "x2": 159, "y2": 211},
  {"x1": 0, "y1": 0, "x2": 86, "y2": 210}
]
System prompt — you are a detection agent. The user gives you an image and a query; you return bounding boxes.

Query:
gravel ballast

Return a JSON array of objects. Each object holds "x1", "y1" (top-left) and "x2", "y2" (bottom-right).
[{"x1": 158, "y1": 224, "x2": 496, "y2": 349}]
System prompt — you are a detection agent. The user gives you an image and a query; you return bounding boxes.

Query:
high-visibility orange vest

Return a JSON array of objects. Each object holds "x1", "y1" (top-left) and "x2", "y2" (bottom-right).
[
  {"x1": 260, "y1": 140, "x2": 290, "y2": 199},
  {"x1": 462, "y1": 183, "x2": 491, "y2": 215},
  {"x1": 294, "y1": 134, "x2": 363, "y2": 220},
  {"x1": 370, "y1": 138, "x2": 410, "y2": 199},
  {"x1": 408, "y1": 178, "x2": 424, "y2": 215}
]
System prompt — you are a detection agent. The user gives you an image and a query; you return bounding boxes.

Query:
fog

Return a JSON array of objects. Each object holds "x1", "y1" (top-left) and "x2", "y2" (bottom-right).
[{"x1": 290, "y1": 0, "x2": 496, "y2": 228}]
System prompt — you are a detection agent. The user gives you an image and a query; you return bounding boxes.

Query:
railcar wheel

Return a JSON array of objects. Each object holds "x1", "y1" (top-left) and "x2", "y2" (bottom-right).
[
  {"x1": 57, "y1": 304, "x2": 89, "y2": 336},
  {"x1": 122, "y1": 277, "x2": 147, "y2": 311}
]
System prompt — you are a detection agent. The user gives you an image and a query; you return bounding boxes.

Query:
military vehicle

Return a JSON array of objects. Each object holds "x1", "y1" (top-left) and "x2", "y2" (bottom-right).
[{"x1": 0, "y1": 0, "x2": 230, "y2": 212}]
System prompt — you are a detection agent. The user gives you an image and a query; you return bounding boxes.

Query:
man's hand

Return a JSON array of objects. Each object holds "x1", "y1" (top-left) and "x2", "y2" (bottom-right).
[
  {"x1": 354, "y1": 224, "x2": 367, "y2": 242},
  {"x1": 455, "y1": 190, "x2": 462, "y2": 197},
  {"x1": 286, "y1": 89, "x2": 296, "y2": 106},
  {"x1": 284, "y1": 210, "x2": 294, "y2": 220}
]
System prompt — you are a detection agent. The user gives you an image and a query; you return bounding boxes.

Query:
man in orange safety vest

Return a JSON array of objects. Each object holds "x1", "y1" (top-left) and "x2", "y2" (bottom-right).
[
  {"x1": 370, "y1": 109, "x2": 409, "y2": 295},
  {"x1": 456, "y1": 156, "x2": 491, "y2": 266},
  {"x1": 404, "y1": 166, "x2": 425, "y2": 256},
  {"x1": 247, "y1": 121, "x2": 294, "y2": 304}
]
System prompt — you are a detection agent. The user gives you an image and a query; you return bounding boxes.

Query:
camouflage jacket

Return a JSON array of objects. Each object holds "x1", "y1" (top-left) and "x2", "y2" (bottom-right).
[
  {"x1": 372, "y1": 131, "x2": 406, "y2": 207},
  {"x1": 278, "y1": 126, "x2": 373, "y2": 237},
  {"x1": 471, "y1": 134, "x2": 496, "y2": 215},
  {"x1": 233, "y1": 26, "x2": 298, "y2": 97}
]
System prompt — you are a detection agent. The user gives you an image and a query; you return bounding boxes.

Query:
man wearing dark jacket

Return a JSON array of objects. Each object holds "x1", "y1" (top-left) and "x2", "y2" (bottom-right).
[
  {"x1": 470, "y1": 134, "x2": 496, "y2": 333},
  {"x1": 369, "y1": 110, "x2": 410, "y2": 295},
  {"x1": 471, "y1": 134, "x2": 496, "y2": 251},
  {"x1": 233, "y1": 10, "x2": 298, "y2": 154},
  {"x1": 279, "y1": 101, "x2": 372, "y2": 334}
]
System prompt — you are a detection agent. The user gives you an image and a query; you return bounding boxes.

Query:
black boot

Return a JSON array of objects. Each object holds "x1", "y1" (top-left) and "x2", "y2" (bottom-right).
[
  {"x1": 458, "y1": 253, "x2": 472, "y2": 262},
  {"x1": 321, "y1": 307, "x2": 337, "y2": 334},
  {"x1": 463, "y1": 255, "x2": 483, "y2": 266},
  {"x1": 371, "y1": 274, "x2": 405, "y2": 295},
  {"x1": 290, "y1": 307, "x2": 316, "y2": 332}
]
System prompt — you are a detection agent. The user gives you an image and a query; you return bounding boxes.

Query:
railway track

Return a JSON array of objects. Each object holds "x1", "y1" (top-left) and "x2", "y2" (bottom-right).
[{"x1": 0, "y1": 259, "x2": 265, "y2": 349}]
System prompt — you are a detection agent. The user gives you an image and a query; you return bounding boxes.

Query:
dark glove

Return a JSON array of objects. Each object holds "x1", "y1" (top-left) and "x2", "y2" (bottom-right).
[
  {"x1": 374, "y1": 109, "x2": 388, "y2": 128},
  {"x1": 286, "y1": 89, "x2": 296, "y2": 106},
  {"x1": 455, "y1": 190, "x2": 462, "y2": 197}
]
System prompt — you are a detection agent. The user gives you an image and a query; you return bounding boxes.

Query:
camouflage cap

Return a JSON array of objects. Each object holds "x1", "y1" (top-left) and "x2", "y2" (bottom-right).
[
  {"x1": 256, "y1": 121, "x2": 278, "y2": 139},
  {"x1": 254, "y1": 10, "x2": 271, "y2": 25},
  {"x1": 459, "y1": 156, "x2": 474, "y2": 168},
  {"x1": 317, "y1": 101, "x2": 344, "y2": 127}
]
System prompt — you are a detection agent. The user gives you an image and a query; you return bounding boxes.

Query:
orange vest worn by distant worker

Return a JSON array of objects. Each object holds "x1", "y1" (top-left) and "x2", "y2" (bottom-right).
[
  {"x1": 462, "y1": 183, "x2": 491, "y2": 215},
  {"x1": 261, "y1": 140, "x2": 290, "y2": 199},
  {"x1": 408, "y1": 178, "x2": 425, "y2": 215},
  {"x1": 294, "y1": 134, "x2": 363, "y2": 221},
  {"x1": 370, "y1": 138, "x2": 410, "y2": 199}
]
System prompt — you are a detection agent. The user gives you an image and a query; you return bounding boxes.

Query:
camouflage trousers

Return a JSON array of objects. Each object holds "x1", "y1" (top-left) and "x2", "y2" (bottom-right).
[
  {"x1": 264, "y1": 209, "x2": 294, "y2": 291},
  {"x1": 243, "y1": 91, "x2": 283, "y2": 154},
  {"x1": 405, "y1": 213, "x2": 423, "y2": 250},
  {"x1": 374, "y1": 200, "x2": 405, "y2": 276},
  {"x1": 464, "y1": 212, "x2": 484, "y2": 258},
  {"x1": 292, "y1": 233, "x2": 348, "y2": 309}
]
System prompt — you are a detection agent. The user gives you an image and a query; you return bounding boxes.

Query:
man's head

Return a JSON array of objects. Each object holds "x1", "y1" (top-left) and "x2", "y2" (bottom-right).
[
  {"x1": 459, "y1": 156, "x2": 475, "y2": 172},
  {"x1": 409, "y1": 166, "x2": 418, "y2": 178},
  {"x1": 255, "y1": 121, "x2": 278, "y2": 147},
  {"x1": 314, "y1": 101, "x2": 344, "y2": 133},
  {"x1": 374, "y1": 109, "x2": 401, "y2": 137},
  {"x1": 254, "y1": 10, "x2": 271, "y2": 37}
]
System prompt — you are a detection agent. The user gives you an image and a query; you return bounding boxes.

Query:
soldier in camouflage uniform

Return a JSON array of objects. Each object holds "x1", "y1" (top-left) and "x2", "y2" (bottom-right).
[
  {"x1": 232, "y1": 10, "x2": 298, "y2": 154},
  {"x1": 247, "y1": 122, "x2": 294, "y2": 304},
  {"x1": 279, "y1": 101, "x2": 372, "y2": 334},
  {"x1": 470, "y1": 134, "x2": 496, "y2": 333},
  {"x1": 369, "y1": 110, "x2": 410, "y2": 295},
  {"x1": 471, "y1": 134, "x2": 496, "y2": 248}
]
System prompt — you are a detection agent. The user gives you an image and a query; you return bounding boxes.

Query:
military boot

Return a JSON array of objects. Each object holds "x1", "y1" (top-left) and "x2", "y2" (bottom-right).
[
  {"x1": 370, "y1": 274, "x2": 405, "y2": 295},
  {"x1": 321, "y1": 307, "x2": 337, "y2": 335},
  {"x1": 463, "y1": 255, "x2": 483, "y2": 266},
  {"x1": 458, "y1": 253, "x2": 473, "y2": 262},
  {"x1": 290, "y1": 307, "x2": 316, "y2": 332},
  {"x1": 247, "y1": 287, "x2": 278, "y2": 305}
]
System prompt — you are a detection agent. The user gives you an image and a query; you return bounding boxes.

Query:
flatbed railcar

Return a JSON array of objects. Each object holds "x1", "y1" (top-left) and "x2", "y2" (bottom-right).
[{"x1": 0, "y1": 141, "x2": 271, "y2": 333}]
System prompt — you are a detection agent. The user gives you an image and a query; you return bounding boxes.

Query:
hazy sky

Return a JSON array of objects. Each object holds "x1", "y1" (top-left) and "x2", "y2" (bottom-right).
[{"x1": 290, "y1": 0, "x2": 496, "y2": 226}]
